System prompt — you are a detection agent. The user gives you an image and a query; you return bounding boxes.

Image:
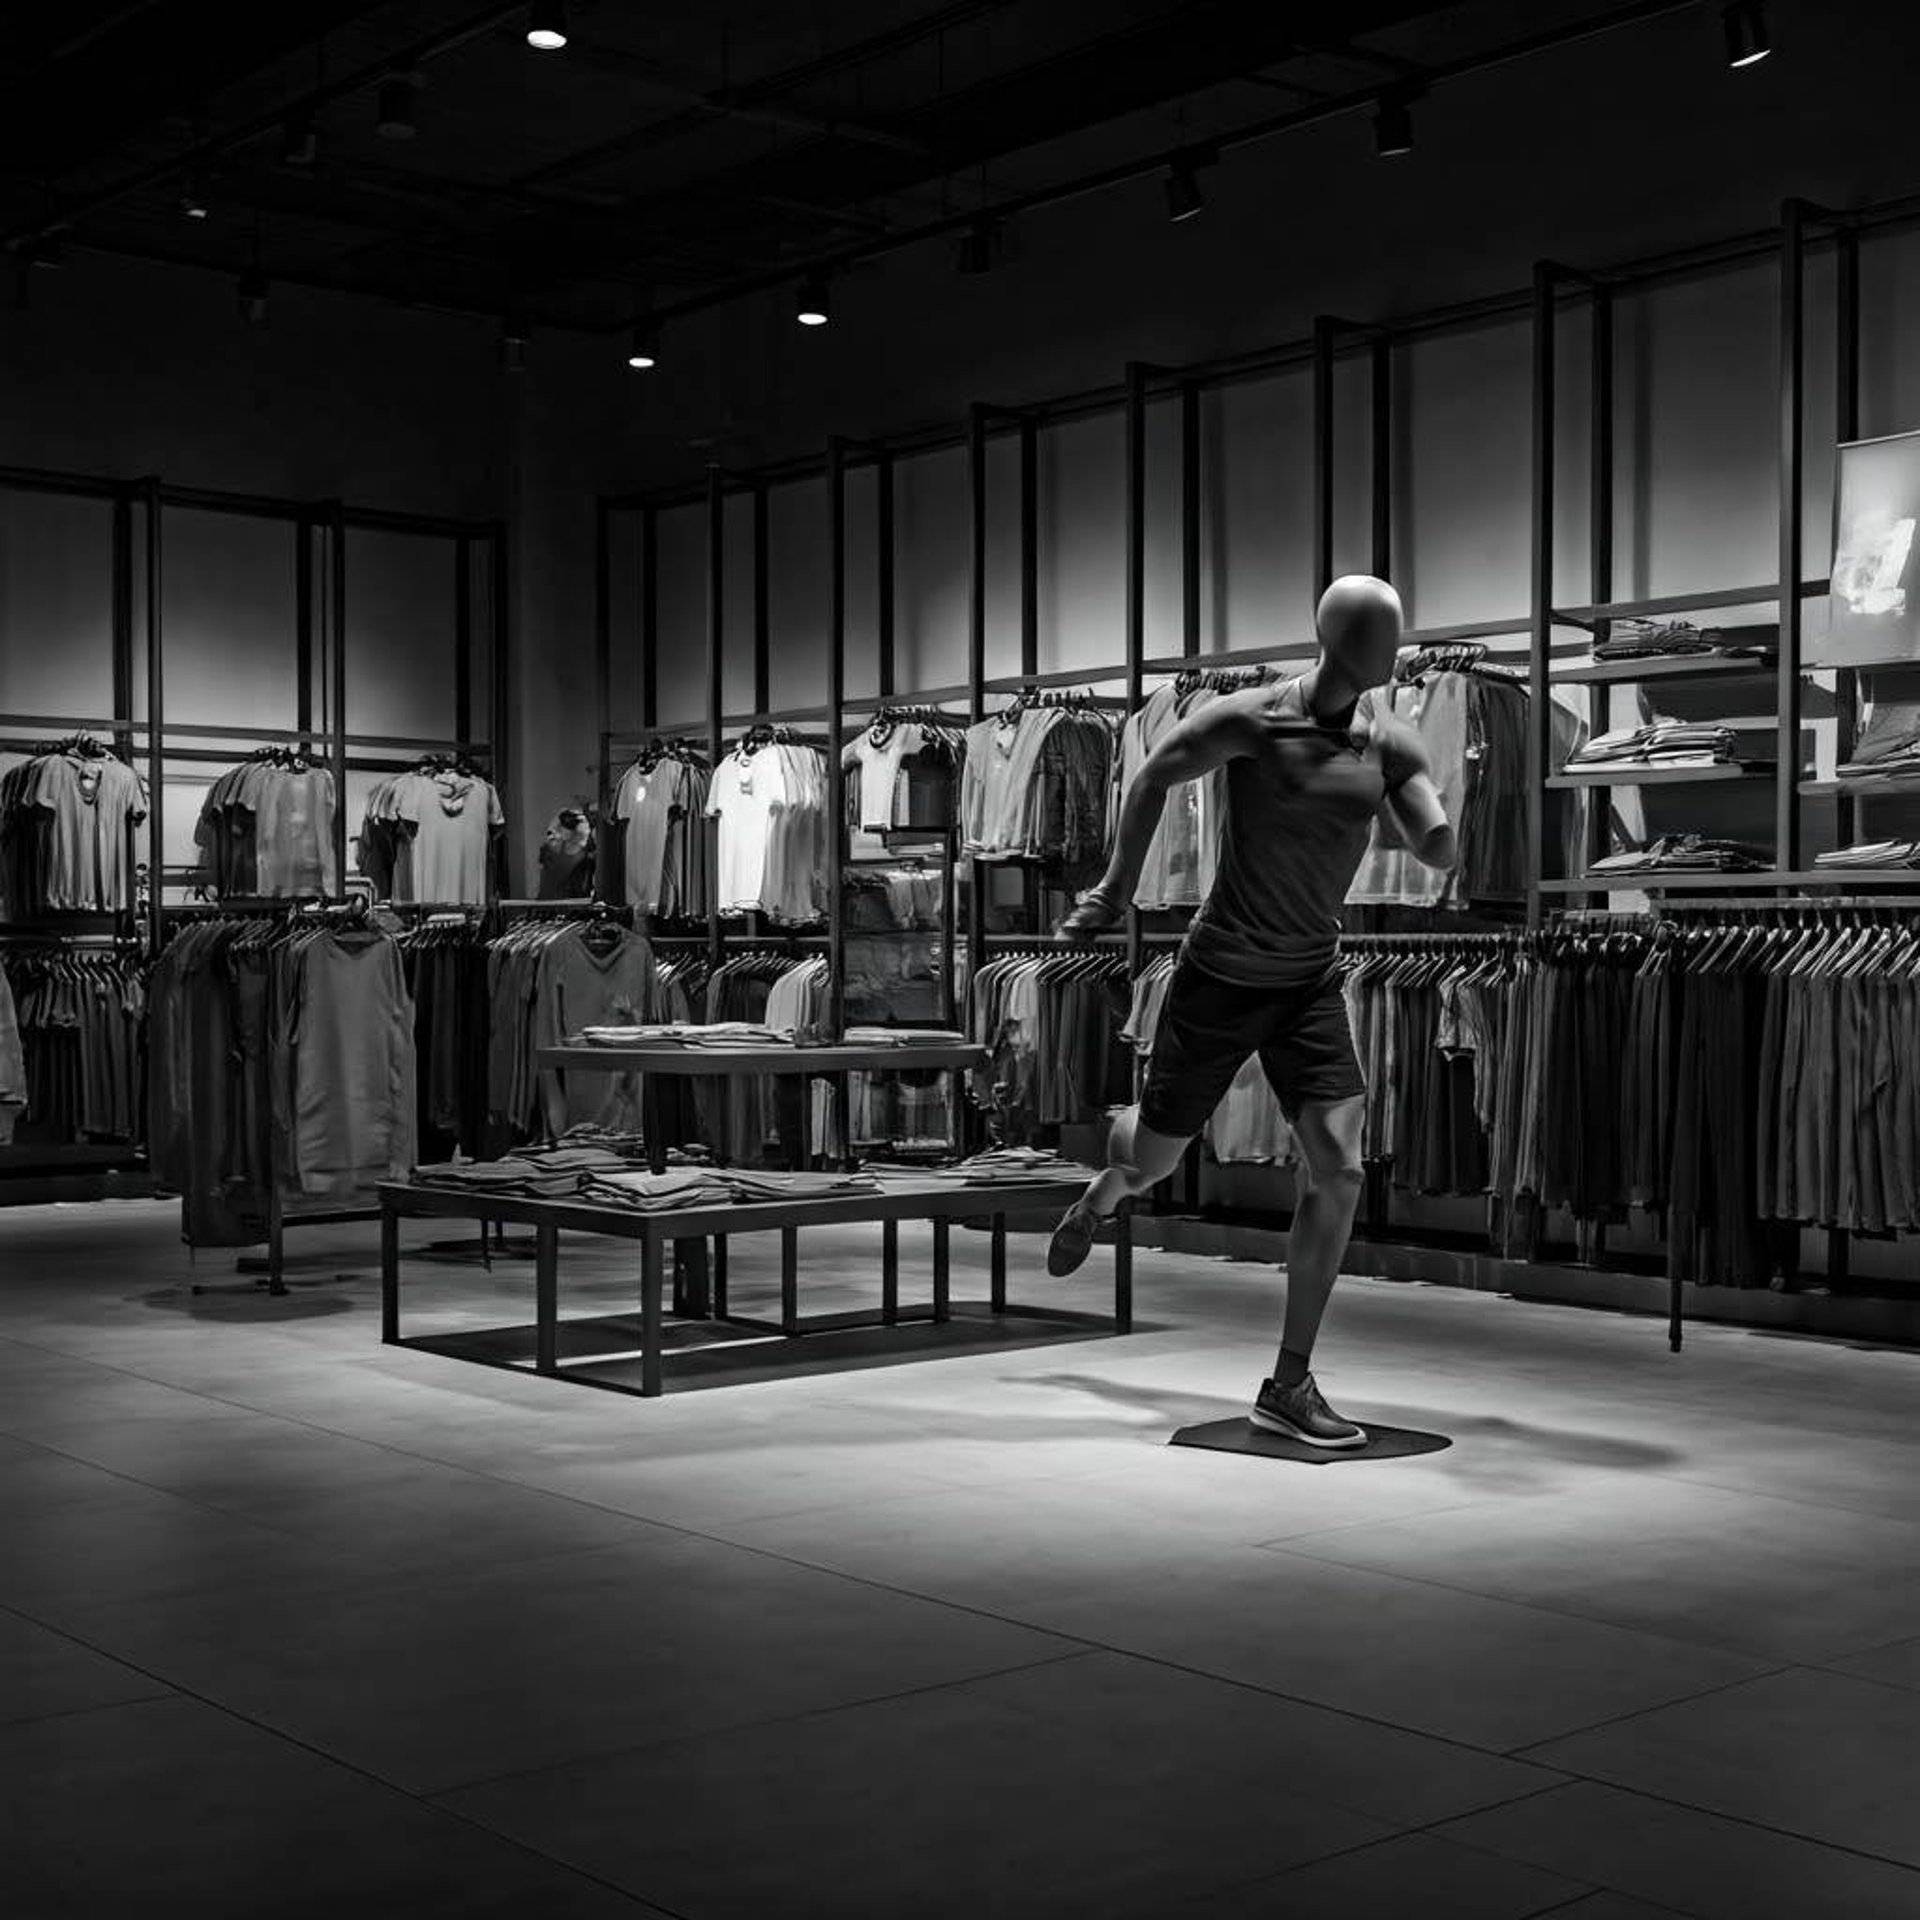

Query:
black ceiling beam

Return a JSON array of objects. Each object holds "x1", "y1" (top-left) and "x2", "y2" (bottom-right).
[
  {"x1": 0, "y1": 0, "x2": 390, "y2": 179},
  {"x1": 455, "y1": 0, "x2": 1450, "y2": 303}
]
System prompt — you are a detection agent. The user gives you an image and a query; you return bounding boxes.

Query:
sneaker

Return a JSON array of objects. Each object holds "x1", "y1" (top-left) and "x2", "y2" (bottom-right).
[
  {"x1": 1046, "y1": 1200, "x2": 1104, "y2": 1277},
  {"x1": 1249, "y1": 1374, "x2": 1368, "y2": 1450}
]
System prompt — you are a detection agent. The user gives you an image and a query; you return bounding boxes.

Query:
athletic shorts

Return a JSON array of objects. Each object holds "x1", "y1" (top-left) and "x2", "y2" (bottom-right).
[{"x1": 1137, "y1": 953, "x2": 1365, "y2": 1140}]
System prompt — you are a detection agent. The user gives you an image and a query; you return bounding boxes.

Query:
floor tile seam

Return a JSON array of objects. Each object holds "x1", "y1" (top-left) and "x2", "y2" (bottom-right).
[
  {"x1": 427, "y1": 1648, "x2": 1101, "y2": 1800},
  {"x1": 0, "y1": 1612, "x2": 691, "y2": 1916},
  {"x1": 0, "y1": 1427, "x2": 357, "y2": 1541},
  {"x1": 1502, "y1": 1660, "x2": 1803, "y2": 1760},
  {"x1": 0, "y1": 1687, "x2": 180, "y2": 1733},
  {"x1": 1522, "y1": 1890, "x2": 1696, "y2": 1920},
  {"x1": 1809, "y1": 1653, "x2": 1920, "y2": 1697},
  {"x1": 1141, "y1": 1778, "x2": 1587, "y2": 1910},
  {"x1": 1244, "y1": 1496, "x2": 1524, "y2": 1550},
  {"x1": 12, "y1": 1534, "x2": 679, "y2": 1632},
  {"x1": 1256, "y1": 1538, "x2": 1807, "y2": 1669},
  {"x1": 1509, "y1": 1774, "x2": 1920, "y2": 1882}
]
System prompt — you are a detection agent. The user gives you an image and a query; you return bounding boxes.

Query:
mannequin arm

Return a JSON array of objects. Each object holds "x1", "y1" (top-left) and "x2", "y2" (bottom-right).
[
  {"x1": 1061, "y1": 702, "x2": 1257, "y2": 935},
  {"x1": 1377, "y1": 771, "x2": 1457, "y2": 871}
]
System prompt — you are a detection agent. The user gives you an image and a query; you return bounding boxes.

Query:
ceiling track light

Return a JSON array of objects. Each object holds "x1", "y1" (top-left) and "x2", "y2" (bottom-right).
[
  {"x1": 501, "y1": 317, "x2": 529, "y2": 372},
  {"x1": 794, "y1": 276, "x2": 830, "y2": 327},
  {"x1": 1723, "y1": 0, "x2": 1770, "y2": 68},
  {"x1": 179, "y1": 171, "x2": 210, "y2": 220},
  {"x1": 238, "y1": 267, "x2": 269, "y2": 325},
  {"x1": 955, "y1": 221, "x2": 999, "y2": 276},
  {"x1": 376, "y1": 74, "x2": 421, "y2": 141},
  {"x1": 26, "y1": 233, "x2": 64, "y2": 270},
  {"x1": 1164, "y1": 162, "x2": 1205, "y2": 224},
  {"x1": 527, "y1": 0, "x2": 569, "y2": 51},
  {"x1": 1372, "y1": 91, "x2": 1416, "y2": 158},
  {"x1": 626, "y1": 320, "x2": 659, "y2": 369},
  {"x1": 281, "y1": 115, "x2": 319, "y2": 167}
]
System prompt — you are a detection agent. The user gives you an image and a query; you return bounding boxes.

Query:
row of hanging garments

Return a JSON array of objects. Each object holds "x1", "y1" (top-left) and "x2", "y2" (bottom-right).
[
  {"x1": 391, "y1": 910, "x2": 495, "y2": 1163},
  {"x1": 147, "y1": 907, "x2": 415, "y2": 1248},
  {"x1": 606, "y1": 739, "x2": 711, "y2": 919},
  {"x1": 194, "y1": 747, "x2": 337, "y2": 900},
  {"x1": 707, "y1": 727, "x2": 829, "y2": 924},
  {"x1": 1121, "y1": 948, "x2": 1298, "y2": 1167},
  {"x1": 358, "y1": 754, "x2": 508, "y2": 907},
  {"x1": 844, "y1": 859, "x2": 947, "y2": 1027},
  {"x1": 0, "y1": 940, "x2": 146, "y2": 1149},
  {"x1": 1112, "y1": 668, "x2": 1273, "y2": 911},
  {"x1": 0, "y1": 735, "x2": 148, "y2": 916},
  {"x1": 843, "y1": 707, "x2": 966, "y2": 834},
  {"x1": 1346, "y1": 645, "x2": 1587, "y2": 908},
  {"x1": 961, "y1": 694, "x2": 1116, "y2": 873},
  {"x1": 486, "y1": 913, "x2": 658, "y2": 1142},
  {"x1": 964, "y1": 948, "x2": 1132, "y2": 1135}
]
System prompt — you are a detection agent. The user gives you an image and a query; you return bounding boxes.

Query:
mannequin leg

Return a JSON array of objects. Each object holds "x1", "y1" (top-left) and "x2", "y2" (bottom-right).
[
  {"x1": 1273, "y1": 1093, "x2": 1366, "y2": 1375},
  {"x1": 1083, "y1": 1104, "x2": 1191, "y2": 1217}
]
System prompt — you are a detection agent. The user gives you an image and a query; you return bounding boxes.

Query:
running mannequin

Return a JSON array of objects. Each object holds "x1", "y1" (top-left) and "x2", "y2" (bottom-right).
[{"x1": 1051, "y1": 576, "x2": 1456, "y2": 1448}]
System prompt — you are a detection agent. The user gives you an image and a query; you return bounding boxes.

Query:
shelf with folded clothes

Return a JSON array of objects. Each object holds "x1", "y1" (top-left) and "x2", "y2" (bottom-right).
[
  {"x1": 1799, "y1": 772, "x2": 1920, "y2": 795},
  {"x1": 1549, "y1": 652, "x2": 1782, "y2": 685},
  {"x1": 1548, "y1": 578, "x2": 1830, "y2": 628},
  {"x1": 1538, "y1": 869, "x2": 1920, "y2": 893},
  {"x1": 1547, "y1": 762, "x2": 1777, "y2": 787}
]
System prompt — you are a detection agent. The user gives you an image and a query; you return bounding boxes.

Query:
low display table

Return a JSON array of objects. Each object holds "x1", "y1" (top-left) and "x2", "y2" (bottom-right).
[{"x1": 378, "y1": 1173, "x2": 1130, "y2": 1398}]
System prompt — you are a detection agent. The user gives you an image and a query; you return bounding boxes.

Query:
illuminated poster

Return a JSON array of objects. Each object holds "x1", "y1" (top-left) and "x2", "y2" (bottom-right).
[{"x1": 1814, "y1": 428, "x2": 1920, "y2": 666}]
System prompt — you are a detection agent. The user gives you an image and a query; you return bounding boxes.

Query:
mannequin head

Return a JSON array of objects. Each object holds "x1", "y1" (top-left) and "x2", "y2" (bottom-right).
[{"x1": 1315, "y1": 574, "x2": 1404, "y2": 696}]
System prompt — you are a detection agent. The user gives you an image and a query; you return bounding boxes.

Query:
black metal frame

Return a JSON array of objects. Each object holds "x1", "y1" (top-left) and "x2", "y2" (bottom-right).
[{"x1": 589, "y1": 183, "x2": 1920, "y2": 1348}]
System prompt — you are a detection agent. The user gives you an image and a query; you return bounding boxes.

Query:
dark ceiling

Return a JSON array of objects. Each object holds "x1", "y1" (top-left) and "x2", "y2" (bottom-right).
[{"x1": 0, "y1": 0, "x2": 1686, "y2": 333}]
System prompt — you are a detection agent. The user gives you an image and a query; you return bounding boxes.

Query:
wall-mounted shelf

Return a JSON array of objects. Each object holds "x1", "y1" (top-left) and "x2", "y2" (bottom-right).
[
  {"x1": 1549, "y1": 579, "x2": 1829, "y2": 628},
  {"x1": 1548, "y1": 762, "x2": 1774, "y2": 787},
  {"x1": 1540, "y1": 868, "x2": 1920, "y2": 894},
  {"x1": 1799, "y1": 774, "x2": 1920, "y2": 796},
  {"x1": 1549, "y1": 653, "x2": 1778, "y2": 685}
]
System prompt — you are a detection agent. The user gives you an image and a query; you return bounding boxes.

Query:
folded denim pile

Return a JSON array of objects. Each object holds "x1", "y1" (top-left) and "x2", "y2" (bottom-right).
[
  {"x1": 1589, "y1": 834, "x2": 1772, "y2": 876},
  {"x1": 1813, "y1": 840, "x2": 1920, "y2": 869},
  {"x1": 1834, "y1": 700, "x2": 1920, "y2": 780},
  {"x1": 1568, "y1": 721, "x2": 1739, "y2": 769}
]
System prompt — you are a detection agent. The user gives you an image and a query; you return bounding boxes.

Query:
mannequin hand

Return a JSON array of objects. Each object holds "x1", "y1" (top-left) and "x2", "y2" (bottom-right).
[{"x1": 1057, "y1": 887, "x2": 1123, "y2": 942}]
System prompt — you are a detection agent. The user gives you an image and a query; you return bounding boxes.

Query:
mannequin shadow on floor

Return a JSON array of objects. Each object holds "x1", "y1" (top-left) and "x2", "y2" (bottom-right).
[
  {"x1": 137, "y1": 1282, "x2": 359, "y2": 1323},
  {"x1": 1170, "y1": 1418, "x2": 1452, "y2": 1465}
]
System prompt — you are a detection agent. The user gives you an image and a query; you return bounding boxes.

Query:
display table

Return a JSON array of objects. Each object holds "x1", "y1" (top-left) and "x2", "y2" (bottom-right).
[
  {"x1": 378, "y1": 1173, "x2": 1130, "y2": 1397},
  {"x1": 536, "y1": 1038, "x2": 990, "y2": 1319}
]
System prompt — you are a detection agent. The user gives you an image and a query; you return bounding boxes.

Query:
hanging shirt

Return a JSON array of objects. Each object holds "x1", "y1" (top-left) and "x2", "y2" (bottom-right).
[{"x1": 399, "y1": 770, "x2": 504, "y2": 906}]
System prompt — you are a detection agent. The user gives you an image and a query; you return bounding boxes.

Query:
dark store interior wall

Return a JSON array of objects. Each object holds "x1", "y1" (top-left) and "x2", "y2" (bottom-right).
[{"x1": 4, "y1": 0, "x2": 1920, "y2": 881}]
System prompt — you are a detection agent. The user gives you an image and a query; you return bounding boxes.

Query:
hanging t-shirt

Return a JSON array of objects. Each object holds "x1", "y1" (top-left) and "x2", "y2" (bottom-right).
[
  {"x1": 254, "y1": 767, "x2": 337, "y2": 898},
  {"x1": 32, "y1": 753, "x2": 149, "y2": 911},
  {"x1": 398, "y1": 770, "x2": 504, "y2": 906},
  {"x1": 707, "y1": 747, "x2": 781, "y2": 914}
]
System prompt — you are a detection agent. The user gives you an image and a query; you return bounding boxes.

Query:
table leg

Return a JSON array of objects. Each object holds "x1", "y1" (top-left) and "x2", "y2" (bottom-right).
[
  {"x1": 714, "y1": 1236, "x2": 729, "y2": 1319},
  {"x1": 1114, "y1": 1204, "x2": 1133, "y2": 1334},
  {"x1": 881, "y1": 1218, "x2": 899, "y2": 1326},
  {"x1": 990, "y1": 1214, "x2": 1007, "y2": 1314},
  {"x1": 781, "y1": 1227, "x2": 799, "y2": 1335},
  {"x1": 932, "y1": 1217, "x2": 950, "y2": 1323},
  {"x1": 642, "y1": 1231, "x2": 664, "y2": 1397},
  {"x1": 535, "y1": 1221, "x2": 559, "y2": 1374},
  {"x1": 380, "y1": 1206, "x2": 400, "y2": 1343}
]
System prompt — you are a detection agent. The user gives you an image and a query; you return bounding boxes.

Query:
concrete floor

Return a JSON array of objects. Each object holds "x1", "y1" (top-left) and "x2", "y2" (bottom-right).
[{"x1": 3, "y1": 1199, "x2": 1919, "y2": 1919}]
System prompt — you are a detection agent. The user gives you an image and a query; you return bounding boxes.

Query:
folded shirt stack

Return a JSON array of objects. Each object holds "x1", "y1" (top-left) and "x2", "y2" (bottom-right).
[
  {"x1": 1589, "y1": 834, "x2": 1772, "y2": 876},
  {"x1": 1589, "y1": 619, "x2": 1778, "y2": 663},
  {"x1": 577, "y1": 1024, "x2": 689, "y2": 1046},
  {"x1": 1813, "y1": 840, "x2": 1920, "y2": 869},
  {"x1": 1568, "y1": 722, "x2": 1739, "y2": 769},
  {"x1": 840, "y1": 1026, "x2": 970, "y2": 1048},
  {"x1": 1834, "y1": 699, "x2": 1920, "y2": 780},
  {"x1": 573, "y1": 1022, "x2": 790, "y2": 1049},
  {"x1": 873, "y1": 1146, "x2": 1097, "y2": 1187},
  {"x1": 411, "y1": 1146, "x2": 638, "y2": 1197},
  {"x1": 578, "y1": 1167, "x2": 739, "y2": 1211}
]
